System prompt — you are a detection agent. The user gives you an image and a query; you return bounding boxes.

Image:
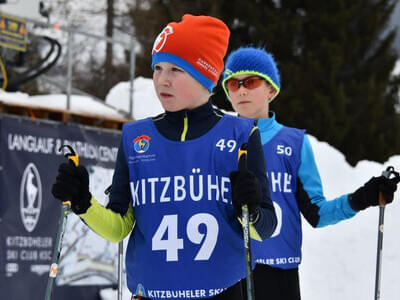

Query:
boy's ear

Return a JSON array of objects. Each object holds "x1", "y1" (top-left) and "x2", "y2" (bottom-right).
[{"x1": 268, "y1": 88, "x2": 277, "y2": 101}]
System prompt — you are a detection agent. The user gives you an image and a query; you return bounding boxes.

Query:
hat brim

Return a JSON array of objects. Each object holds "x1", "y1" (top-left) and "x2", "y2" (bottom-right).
[
  {"x1": 222, "y1": 70, "x2": 280, "y2": 103},
  {"x1": 152, "y1": 52, "x2": 215, "y2": 93}
]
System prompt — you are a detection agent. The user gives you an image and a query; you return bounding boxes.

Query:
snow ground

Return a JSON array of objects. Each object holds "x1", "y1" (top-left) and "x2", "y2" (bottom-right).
[{"x1": 1, "y1": 77, "x2": 399, "y2": 300}]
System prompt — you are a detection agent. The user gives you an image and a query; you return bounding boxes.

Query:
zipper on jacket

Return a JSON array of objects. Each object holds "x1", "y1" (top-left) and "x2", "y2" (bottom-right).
[{"x1": 180, "y1": 112, "x2": 188, "y2": 141}]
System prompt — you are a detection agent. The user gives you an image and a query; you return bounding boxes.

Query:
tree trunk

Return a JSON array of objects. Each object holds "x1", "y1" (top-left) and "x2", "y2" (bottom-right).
[{"x1": 104, "y1": 0, "x2": 114, "y2": 97}]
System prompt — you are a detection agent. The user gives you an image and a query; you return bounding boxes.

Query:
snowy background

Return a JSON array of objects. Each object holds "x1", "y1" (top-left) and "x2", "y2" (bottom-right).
[
  {"x1": 0, "y1": 1, "x2": 399, "y2": 298},
  {"x1": 1, "y1": 74, "x2": 400, "y2": 299}
]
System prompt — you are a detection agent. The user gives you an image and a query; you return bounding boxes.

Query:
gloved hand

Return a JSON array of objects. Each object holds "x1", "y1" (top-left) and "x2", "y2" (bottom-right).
[
  {"x1": 230, "y1": 155, "x2": 262, "y2": 221},
  {"x1": 349, "y1": 175, "x2": 400, "y2": 211},
  {"x1": 51, "y1": 161, "x2": 92, "y2": 214}
]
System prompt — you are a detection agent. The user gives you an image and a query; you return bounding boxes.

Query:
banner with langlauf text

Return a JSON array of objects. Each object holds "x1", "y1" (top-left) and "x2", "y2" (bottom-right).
[{"x1": 0, "y1": 114, "x2": 121, "y2": 300}]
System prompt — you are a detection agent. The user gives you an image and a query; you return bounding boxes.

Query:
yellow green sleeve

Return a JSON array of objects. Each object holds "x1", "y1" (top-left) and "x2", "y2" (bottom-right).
[
  {"x1": 79, "y1": 197, "x2": 135, "y2": 243},
  {"x1": 249, "y1": 223, "x2": 262, "y2": 241}
]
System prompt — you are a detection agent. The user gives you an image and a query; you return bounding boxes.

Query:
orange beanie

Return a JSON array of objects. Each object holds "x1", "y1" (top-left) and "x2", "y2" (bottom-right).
[{"x1": 151, "y1": 14, "x2": 230, "y2": 92}]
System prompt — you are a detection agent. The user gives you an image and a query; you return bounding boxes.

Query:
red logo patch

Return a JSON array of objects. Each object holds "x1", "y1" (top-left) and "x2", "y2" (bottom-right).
[{"x1": 152, "y1": 25, "x2": 173, "y2": 54}]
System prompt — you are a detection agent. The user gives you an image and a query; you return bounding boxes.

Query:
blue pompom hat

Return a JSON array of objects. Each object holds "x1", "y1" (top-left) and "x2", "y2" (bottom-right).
[{"x1": 222, "y1": 47, "x2": 281, "y2": 102}]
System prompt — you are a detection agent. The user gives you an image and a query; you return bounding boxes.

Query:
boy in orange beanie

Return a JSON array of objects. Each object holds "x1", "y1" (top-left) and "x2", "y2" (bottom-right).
[{"x1": 52, "y1": 15, "x2": 277, "y2": 300}]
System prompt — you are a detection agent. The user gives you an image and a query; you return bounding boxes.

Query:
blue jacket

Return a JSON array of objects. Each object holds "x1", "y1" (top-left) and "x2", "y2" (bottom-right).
[{"x1": 253, "y1": 112, "x2": 357, "y2": 269}]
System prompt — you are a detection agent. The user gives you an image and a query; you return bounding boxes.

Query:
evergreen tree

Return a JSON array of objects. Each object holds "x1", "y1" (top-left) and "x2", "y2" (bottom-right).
[
  {"x1": 218, "y1": 0, "x2": 400, "y2": 165},
  {"x1": 281, "y1": 0, "x2": 400, "y2": 165},
  {"x1": 131, "y1": 0, "x2": 400, "y2": 165}
]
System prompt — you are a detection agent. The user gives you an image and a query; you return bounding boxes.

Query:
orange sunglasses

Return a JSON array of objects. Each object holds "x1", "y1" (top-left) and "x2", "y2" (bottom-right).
[{"x1": 225, "y1": 76, "x2": 265, "y2": 92}]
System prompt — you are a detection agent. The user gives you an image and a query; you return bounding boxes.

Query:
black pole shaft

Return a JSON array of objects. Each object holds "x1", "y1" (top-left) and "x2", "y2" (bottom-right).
[
  {"x1": 45, "y1": 145, "x2": 77, "y2": 300},
  {"x1": 374, "y1": 205, "x2": 385, "y2": 300},
  {"x1": 242, "y1": 204, "x2": 255, "y2": 300},
  {"x1": 118, "y1": 241, "x2": 123, "y2": 300},
  {"x1": 238, "y1": 144, "x2": 255, "y2": 300},
  {"x1": 45, "y1": 203, "x2": 70, "y2": 300}
]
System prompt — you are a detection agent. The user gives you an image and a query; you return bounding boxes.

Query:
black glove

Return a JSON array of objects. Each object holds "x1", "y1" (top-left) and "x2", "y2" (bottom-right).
[
  {"x1": 51, "y1": 161, "x2": 92, "y2": 214},
  {"x1": 349, "y1": 175, "x2": 399, "y2": 211},
  {"x1": 230, "y1": 155, "x2": 262, "y2": 220}
]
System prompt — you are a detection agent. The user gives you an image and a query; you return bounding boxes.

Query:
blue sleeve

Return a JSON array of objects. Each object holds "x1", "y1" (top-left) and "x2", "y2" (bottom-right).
[{"x1": 297, "y1": 135, "x2": 357, "y2": 228}]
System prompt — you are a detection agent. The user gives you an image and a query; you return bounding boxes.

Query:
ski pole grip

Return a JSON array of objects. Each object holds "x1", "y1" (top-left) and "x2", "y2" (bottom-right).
[
  {"x1": 238, "y1": 144, "x2": 248, "y2": 173},
  {"x1": 59, "y1": 145, "x2": 79, "y2": 207},
  {"x1": 238, "y1": 144, "x2": 248, "y2": 212},
  {"x1": 378, "y1": 166, "x2": 397, "y2": 206},
  {"x1": 378, "y1": 192, "x2": 386, "y2": 206}
]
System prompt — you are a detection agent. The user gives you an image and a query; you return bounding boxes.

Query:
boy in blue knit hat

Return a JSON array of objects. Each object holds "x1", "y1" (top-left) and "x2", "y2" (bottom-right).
[{"x1": 222, "y1": 46, "x2": 399, "y2": 299}]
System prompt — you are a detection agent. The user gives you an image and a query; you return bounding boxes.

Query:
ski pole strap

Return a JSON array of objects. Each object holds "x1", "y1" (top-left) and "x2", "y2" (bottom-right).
[
  {"x1": 237, "y1": 143, "x2": 249, "y2": 212},
  {"x1": 59, "y1": 145, "x2": 79, "y2": 207},
  {"x1": 59, "y1": 144, "x2": 79, "y2": 167},
  {"x1": 238, "y1": 144, "x2": 248, "y2": 169},
  {"x1": 104, "y1": 184, "x2": 112, "y2": 195}
]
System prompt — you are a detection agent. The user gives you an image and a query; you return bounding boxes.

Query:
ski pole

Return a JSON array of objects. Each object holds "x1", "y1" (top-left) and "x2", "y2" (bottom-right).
[
  {"x1": 374, "y1": 166, "x2": 400, "y2": 300},
  {"x1": 118, "y1": 240, "x2": 124, "y2": 300},
  {"x1": 45, "y1": 145, "x2": 79, "y2": 300},
  {"x1": 105, "y1": 184, "x2": 124, "y2": 300},
  {"x1": 238, "y1": 144, "x2": 255, "y2": 300}
]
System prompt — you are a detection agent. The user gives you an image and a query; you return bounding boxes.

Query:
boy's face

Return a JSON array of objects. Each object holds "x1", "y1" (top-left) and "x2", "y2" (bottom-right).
[
  {"x1": 226, "y1": 74, "x2": 276, "y2": 119},
  {"x1": 153, "y1": 62, "x2": 210, "y2": 112}
]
